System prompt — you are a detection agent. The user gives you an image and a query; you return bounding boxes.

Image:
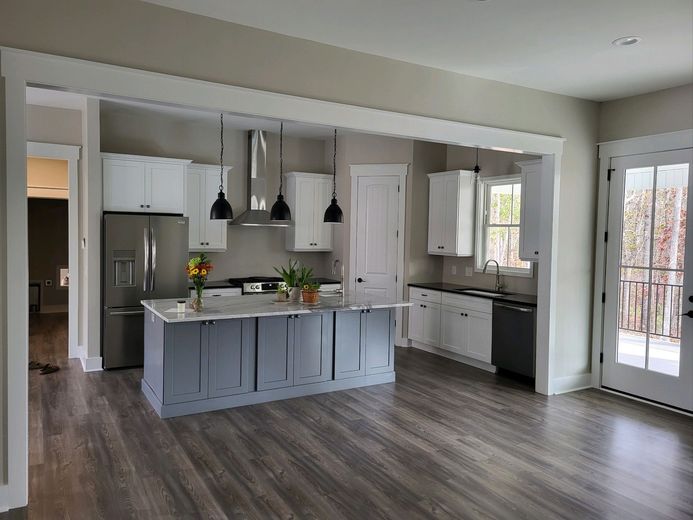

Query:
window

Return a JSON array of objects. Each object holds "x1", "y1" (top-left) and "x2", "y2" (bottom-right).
[{"x1": 476, "y1": 175, "x2": 532, "y2": 276}]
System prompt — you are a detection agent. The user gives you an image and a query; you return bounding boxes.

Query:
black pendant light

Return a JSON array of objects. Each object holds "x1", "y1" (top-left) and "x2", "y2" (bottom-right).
[
  {"x1": 473, "y1": 146, "x2": 482, "y2": 175},
  {"x1": 210, "y1": 113, "x2": 234, "y2": 220},
  {"x1": 324, "y1": 128, "x2": 343, "y2": 223},
  {"x1": 270, "y1": 122, "x2": 291, "y2": 221}
]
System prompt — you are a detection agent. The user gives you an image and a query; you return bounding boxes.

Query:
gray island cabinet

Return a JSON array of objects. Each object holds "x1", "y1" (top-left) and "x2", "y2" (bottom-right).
[{"x1": 141, "y1": 294, "x2": 410, "y2": 418}]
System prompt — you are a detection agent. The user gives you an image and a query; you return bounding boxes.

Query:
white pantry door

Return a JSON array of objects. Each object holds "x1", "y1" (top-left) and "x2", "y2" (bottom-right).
[
  {"x1": 354, "y1": 175, "x2": 400, "y2": 300},
  {"x1": 602, "y1": 148, "x2": 693, "y2": 411}
]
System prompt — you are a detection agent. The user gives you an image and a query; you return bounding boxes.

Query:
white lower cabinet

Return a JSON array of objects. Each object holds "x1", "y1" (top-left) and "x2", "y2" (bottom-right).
[{"x1": 409, "y1": 288, "x2": 493, "y2": 367}]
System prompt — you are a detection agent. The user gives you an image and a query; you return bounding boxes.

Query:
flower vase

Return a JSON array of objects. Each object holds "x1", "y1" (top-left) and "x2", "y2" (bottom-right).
[
  {"x1": 289, "y1": 286, "x2": 301, "y2": 302},
  {"x1": 191, "y1": 286, "x2": 204, "y2": 312}
]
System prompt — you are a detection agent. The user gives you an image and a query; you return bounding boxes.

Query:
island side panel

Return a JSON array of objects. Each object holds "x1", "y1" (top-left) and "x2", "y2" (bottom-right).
[
  {"x1": 144, "y1": 309, "x2": 165, "y2": 401},
  {"x1": 364, "y1": 309, "x2": 395, "y2": 375},
  {"x1": 163, "y1": 321, "x2": 209, "y2": 404}
]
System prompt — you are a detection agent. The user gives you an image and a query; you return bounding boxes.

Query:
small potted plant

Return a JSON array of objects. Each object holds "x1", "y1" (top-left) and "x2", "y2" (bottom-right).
[
  {"x1": 186, "y1": 253, "x2": 213, "y2": 311},
  {"x1": 276, "y1": 286, "x2": 288, "y2": 302},
  {"x1": 301, "y1": 281, "x2": 321, "y2": 304},
  {"x1": 274, "y1": 259, "x2": 301, "y2": 301}
]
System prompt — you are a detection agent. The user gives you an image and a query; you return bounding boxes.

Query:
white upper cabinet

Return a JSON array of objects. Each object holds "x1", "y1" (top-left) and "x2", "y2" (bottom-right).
[
  {"x1": 102, "y1": 153, "x2": 191, "y2": 214},
  {"x1": 427, "y1": 170, "x2": 476, "y2": 256},
  {"x1": 516, "y1": 159, "x2": 542, "y2": 261},
  {"x1": 285, "y1": 172, "x2": 333, "y2": 252},
  {"x1": 186, "y1": 164, "x2": 230, "y2": 252}
]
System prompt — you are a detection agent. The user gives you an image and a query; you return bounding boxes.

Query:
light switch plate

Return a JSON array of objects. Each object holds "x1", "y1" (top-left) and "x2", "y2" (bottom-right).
[
  {"x1": 451, "y1": 265, "x2": 457, "y2": 275},
  {"x1": 465, "y1": 267, "x2": 474, "y2": 277}
]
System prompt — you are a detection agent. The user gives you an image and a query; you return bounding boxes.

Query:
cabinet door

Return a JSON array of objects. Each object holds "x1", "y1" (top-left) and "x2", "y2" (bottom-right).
[
  {"x1": 293, "y1": 313, "x2": 333, "y2": 385},
  {"x1": 465, "y1": 310, "x2": 493, "y2": 363},
  {"x1": 440, "y1": 306, "x2": 468, "y2": 354},
  {"x1": 422, "y1": 302, "x2": 441, "y2": 346},
  {"x1": 441, "y1": 175, "x2": 459, "y2": 253},
  {"x1": 103, "y1": 159, "x2": 146, "y2": 211},
  {"x1": 293, "y1": 176, "x2": 316, "y2": 249},
  {"x1": 186, "y1": 170, "x2": 203, "y2": 250},
  {"x1": 203, "y1": 170, "x2": 227, "y2": 250},
  {"x1": 146, "y1": 162, "x2": 185, "y2": 214},
  {"x1": 334, "y1": 310, "x2": 365, "y2": 379},
  {"x1": 208, "y1": 319, "x2": 255, "y2": 398},
  {"x1": 257, "y1": 316, "x2": 294, "y2": 390},
  {"x1": 520, "y1": 167, "x2": 541, "y2": 261},
  {"x1": 163, "y1": 322, "x2": 208, "y2": 404},
  {"x1": 408, "y1": 300, "x2": 426, "y2": 343},
  {"x1": 364, "y1": 309, "x2": 394, "y2": 375},
  {"x1": 312, "y1": 177, "x2": 333, "y2": 250},
  {"x1": 428, "y1": 177, "x2": 445, "y2": 253}
]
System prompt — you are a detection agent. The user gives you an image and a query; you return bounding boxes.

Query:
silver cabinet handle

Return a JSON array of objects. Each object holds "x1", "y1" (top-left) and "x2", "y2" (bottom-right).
[
  {"x1": 143, "y1": 227, "x2": 150, "y2": 292},
  {"x1": 110, "y1": 310, "x2": 144, "y2": 316},
  {"x1": 150, "y1": 226, "x2": 157, "y2": 292}
]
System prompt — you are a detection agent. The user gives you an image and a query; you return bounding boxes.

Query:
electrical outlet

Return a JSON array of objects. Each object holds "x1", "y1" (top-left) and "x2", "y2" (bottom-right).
[
  {"x1": 451, "y1": 265, "x2": 457, "y2": 275},
  {"x1": 45, "y1": 279, "x2": 53, "y2": 287},
  {"x1": 465, "y1": 266, "x2": 474, "y2": 277}
]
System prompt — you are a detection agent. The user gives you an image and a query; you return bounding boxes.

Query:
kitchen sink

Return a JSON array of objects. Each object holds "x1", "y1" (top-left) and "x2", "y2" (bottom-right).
[{"x1": 454, "y1": 289, "x2": 509, "y2": 298}]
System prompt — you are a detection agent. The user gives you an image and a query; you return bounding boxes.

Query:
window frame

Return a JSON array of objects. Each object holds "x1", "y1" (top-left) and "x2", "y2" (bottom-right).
[{"x1": 475, "y1": 174, "x2": 533, "y2": 277}]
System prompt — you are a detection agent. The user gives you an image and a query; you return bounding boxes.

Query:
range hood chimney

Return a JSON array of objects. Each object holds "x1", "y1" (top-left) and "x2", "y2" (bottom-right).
[{"x1": 230, "y1": 130, "x2": 291, "y2": 227}]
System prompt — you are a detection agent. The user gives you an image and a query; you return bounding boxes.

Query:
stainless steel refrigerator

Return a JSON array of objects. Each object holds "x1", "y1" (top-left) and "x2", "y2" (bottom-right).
[{"x1": 102, "y1": 213, "x2": 189, "y2": 368}]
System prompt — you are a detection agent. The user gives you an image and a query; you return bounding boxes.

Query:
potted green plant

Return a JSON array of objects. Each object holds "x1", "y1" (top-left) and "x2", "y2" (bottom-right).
[
  {"x1": 301, "y1": 281, "x2": 321, "y2": 304},
  {"x1": 274, "y1": 259, "x2": 301, "y2": 301}
]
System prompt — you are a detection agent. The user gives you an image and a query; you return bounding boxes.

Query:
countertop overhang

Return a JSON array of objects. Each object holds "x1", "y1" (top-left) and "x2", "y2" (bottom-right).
[
  {"x1": 142, "y1": 293, "x2": 412, "y2": 323},
  {"x1": 408, "y1": 282, "x2": 537, "y2": 307}
]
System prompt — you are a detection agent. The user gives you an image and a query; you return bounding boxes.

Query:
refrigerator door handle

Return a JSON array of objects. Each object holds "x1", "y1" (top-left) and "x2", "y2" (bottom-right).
[
  {"x1": 151, "y1": 226, "x2": 157, "y2": 292},
  {"x1": 143, "y1": 227, "x2": 150, "y2": 292}
]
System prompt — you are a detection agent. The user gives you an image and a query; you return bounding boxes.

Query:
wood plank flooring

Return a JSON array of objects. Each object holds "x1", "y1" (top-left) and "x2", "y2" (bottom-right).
[{"x1": 5, "y1": 313, "x2": 693, "y2": 519}]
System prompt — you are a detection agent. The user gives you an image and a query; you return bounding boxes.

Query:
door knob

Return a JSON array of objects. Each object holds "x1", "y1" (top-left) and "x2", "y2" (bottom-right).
[
  {"x1": 357, "y1": 277, "x2": 364, "y2": 283},
  {"x1": 689, "y1": 296, "x2": 693, "y2": 303},
  {"x1": 682, "y1": 310, "x2": 693, "y2": 319}
]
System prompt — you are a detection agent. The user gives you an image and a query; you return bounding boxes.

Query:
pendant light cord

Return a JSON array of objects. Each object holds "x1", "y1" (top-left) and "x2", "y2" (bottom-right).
[
  {"x1": 219, "y1": 113, "x2": 225, "y2": 192},
  {"x1": 279, "y1": 121, "x2": 284, "y2": 196},
  {"x1": 332, "y1": 128, "x2": 337, "y2": 198}
]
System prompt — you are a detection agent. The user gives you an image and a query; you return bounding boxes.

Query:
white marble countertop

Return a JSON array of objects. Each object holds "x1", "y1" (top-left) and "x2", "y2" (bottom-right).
[{"x1": 142, "y1": 292, "x2": 412, "y2": 323}]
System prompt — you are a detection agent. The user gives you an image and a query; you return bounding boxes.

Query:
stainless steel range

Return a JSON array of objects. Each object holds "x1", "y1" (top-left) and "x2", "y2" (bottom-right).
[{"x1": 228, "y1": 276, "x2": 287, "y2": 295}]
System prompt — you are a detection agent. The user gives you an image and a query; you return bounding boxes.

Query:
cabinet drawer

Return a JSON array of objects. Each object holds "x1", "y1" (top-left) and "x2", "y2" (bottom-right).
[
  {"x1": 409, "y1": 287, "x2": 442, "y2": 304},
  {"x1": 442, "y1": 293, "x2": 492, "y2": 314}
]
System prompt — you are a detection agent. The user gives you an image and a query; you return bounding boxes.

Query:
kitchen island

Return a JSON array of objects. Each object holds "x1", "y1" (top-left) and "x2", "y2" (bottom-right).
[{"x1": 141, "y1": 293, "x2": 411, "y2": 418}]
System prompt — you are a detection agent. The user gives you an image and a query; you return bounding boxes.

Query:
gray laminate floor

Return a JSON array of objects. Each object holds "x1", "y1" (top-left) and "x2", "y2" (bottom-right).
[{"x1": 10, "y1": 313, "x2": 693, "y2": 519}]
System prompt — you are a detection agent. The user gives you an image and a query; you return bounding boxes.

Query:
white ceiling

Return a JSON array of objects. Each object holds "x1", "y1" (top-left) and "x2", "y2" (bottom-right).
[{"x1": 142, "y1": 0, "x2": 693, "y2": 101}]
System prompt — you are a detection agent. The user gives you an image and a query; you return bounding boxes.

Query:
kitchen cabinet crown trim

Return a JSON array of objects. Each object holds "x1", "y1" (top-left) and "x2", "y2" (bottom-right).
[{"x1": 101, "y1": 152, "x2": 193, "y2": 165}]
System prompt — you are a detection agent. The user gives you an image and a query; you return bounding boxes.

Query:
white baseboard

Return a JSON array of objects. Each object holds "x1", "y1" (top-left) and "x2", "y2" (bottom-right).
[
  {"x1": 0, "y1": 484, "x2": 8, "y2": 513},
  {"x1": 40, "y1": 304, "x2": 69, "y2": 314},
  {"x1": 551, "y1": 373, "x2": 592, "y2": 395},
  {"x1": 410, "y1": 341, "x2": 497, "y2": 373},
  {"x1": 80, "y1": 355, "x2": 103, "y2": 372}
]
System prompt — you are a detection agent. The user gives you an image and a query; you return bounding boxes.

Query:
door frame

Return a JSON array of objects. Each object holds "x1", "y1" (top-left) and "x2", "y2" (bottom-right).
[
  {"x1": 2, "y1": 46, "x2": 564, "y2": 511},
  {"x1": 348, "y1": 164, "x2": 408, "y2": 346},
  {"x1": 591, "y1": 129, "x2": 693, "y2": 391},
  {"x1": 26, "y1": 141, "x2": 81, "y2": 359}
]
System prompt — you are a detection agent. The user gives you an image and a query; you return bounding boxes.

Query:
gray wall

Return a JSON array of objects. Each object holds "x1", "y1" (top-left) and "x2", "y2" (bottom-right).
[
  {"x1": 442, "y1": 146, "x2": 541, "y2": 295},
  {"x1": 1, "y1": 0, "x2": 606, "y2": 489},
  {"x1": 1, "y1": 75, "x2": 7, "y2": 485},
  {"x1": 100, "y1": 104, "x2": 333, "y2": 279},
  {"x1": 599, "y1": 83, "x2": 693, "y2": 142},
  {"x1": 28, "y1": 199, "x2": 69, "y2": 307},
  {"x1": 26, "y1": 105, "x2": 82, "y2": 146}
]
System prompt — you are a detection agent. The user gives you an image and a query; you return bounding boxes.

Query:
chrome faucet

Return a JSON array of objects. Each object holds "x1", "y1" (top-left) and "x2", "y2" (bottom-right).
[
  {"x1": 332, "y1": 258, "x2": 344, "y2": 294},
  {"x1": 483, "y1": 259, "x2": 504, "y2": 293}
]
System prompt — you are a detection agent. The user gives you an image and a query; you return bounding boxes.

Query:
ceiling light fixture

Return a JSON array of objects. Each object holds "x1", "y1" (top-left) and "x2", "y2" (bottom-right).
[
  {"x1": 612, "y1": 36, "x2": 642, "y2": 46},
  {"x1": 270, "y1": 121, "x2": 291, "y2": 222},
  {"x1": 210, "y1": 113, "x2": 234, "y2": 220},
  {"x1": 323, "y1": 129, "x2": 343, "y2": 224}
]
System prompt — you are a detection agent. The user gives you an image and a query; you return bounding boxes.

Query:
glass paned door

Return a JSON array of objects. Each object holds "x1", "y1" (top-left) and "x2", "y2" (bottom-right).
[{"x1": 603, "y1": 148, "x2": 693, "y2": 411}]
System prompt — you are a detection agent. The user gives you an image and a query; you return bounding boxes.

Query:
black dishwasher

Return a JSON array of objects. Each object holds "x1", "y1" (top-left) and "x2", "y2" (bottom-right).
[{"x1": 492, "y1": 301, "x2": 536, "y2": 378}]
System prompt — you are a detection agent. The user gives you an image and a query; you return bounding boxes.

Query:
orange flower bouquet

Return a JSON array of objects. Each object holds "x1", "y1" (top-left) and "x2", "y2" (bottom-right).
[{"x1": 186, "y1": 253, "x2": 213, "y2": 311}]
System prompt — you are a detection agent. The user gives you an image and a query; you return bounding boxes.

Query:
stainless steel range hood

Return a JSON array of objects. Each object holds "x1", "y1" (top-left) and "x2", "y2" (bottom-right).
[{"x1": 230, "y1": 130, "x2": 291, "y2": 227}]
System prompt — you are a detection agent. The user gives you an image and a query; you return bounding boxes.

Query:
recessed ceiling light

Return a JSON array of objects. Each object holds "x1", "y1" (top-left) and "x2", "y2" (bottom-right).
[{"x1": 612, "y1": 36, "x2": 642, "y2": 46}]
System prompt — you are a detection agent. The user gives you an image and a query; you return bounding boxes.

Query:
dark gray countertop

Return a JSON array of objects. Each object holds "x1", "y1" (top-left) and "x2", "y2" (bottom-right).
[{"x1": 408, "y1": 281, "x2": 537, "y2": 307}]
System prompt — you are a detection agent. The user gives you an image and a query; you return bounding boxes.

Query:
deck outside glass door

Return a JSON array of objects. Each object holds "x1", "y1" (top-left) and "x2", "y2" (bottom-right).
[{"x1": 603, "y1": 148, "x2": 693, "y2": 411}]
